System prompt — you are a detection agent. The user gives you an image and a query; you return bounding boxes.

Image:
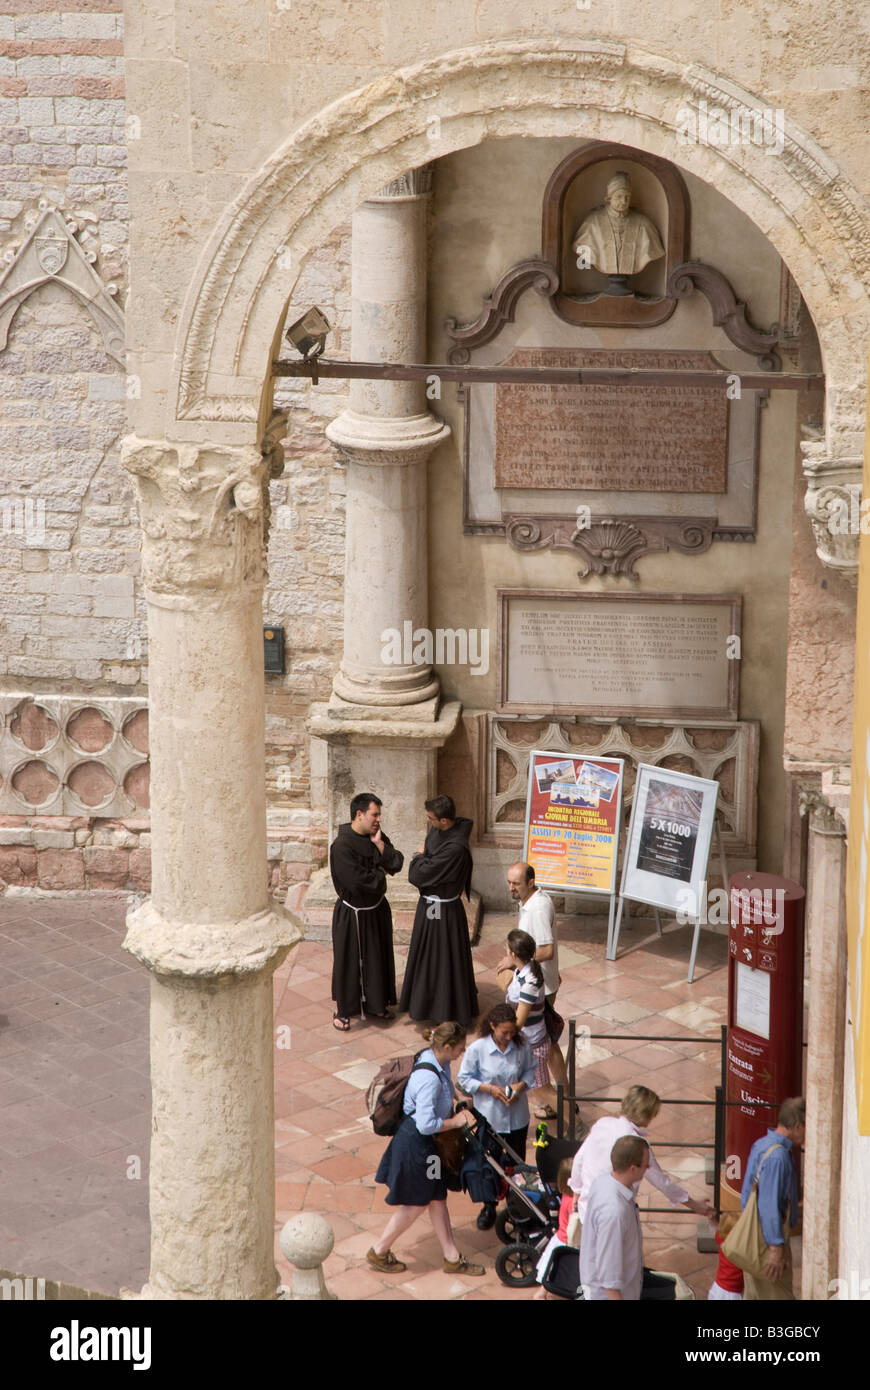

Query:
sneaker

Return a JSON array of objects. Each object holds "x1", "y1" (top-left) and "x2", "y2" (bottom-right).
[
  {"x1": 443, "y1": 1253, "x2": 485, "y2": 1276},
  {"x1": 366, "y1": 1247, "x2": 407, "y2": 1274}
]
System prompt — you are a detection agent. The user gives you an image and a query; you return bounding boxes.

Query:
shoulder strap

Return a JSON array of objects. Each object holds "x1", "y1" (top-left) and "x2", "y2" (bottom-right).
[
  {"x1": 411, "y1": 1062, "x2": 441, "y2": 1078},
  {"x1": 753, "y1": 1142, "x2": 786, "y2": 1187}
]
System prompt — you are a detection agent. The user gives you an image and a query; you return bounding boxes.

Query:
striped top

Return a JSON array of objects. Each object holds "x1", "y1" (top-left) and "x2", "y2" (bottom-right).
[{"x1": 507, "y1": 962, "x2": 547, "y2": 1045}]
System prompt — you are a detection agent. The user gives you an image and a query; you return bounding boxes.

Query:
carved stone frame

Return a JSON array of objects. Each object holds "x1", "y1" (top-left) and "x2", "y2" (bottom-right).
[
  {"x1": 497, "y1": 589, "x2": 742, "y2": 719},
  {"x1": 542, "y1": 142, "x2": 689, "y2": 329},
  {"x1": 458, "y1": 362, "x2": 765, "y2": 578}
]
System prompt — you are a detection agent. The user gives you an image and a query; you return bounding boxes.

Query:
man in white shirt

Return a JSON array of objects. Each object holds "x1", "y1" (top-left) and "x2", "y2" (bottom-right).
[
  {"x1": 570, "y1": 1084, "x2": 713, "y2": 1220},
  {"x1": 580, "y1": 1135, "x2": 650, "y2": 1301},
  {"x1": 499, "y1": 862, "x2": 567, "y2": 1118}
]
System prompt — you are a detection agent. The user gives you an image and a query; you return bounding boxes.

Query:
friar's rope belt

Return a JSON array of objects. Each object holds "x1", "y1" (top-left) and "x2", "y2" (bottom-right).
[{"x1": 341, "y1": 895, "x2": 386, "y2": 1011}]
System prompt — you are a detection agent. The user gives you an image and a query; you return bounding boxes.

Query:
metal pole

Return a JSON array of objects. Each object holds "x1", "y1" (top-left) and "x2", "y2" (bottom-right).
[
  {"x1": 713, "y1": 1084, "x2": 725, "y2": 1216},
  {"x1": 274, "y1": 358, "x2": 826, "y2": 391},
  {"x1": 568, "y1": 1018, "x2": 577, "y2": 1143}
]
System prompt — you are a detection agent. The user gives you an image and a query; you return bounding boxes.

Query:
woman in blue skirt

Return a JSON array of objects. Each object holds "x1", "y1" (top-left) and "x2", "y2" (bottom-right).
[{"x1": 367, "y1": 1021, "x2": 485, "y2": 1277}]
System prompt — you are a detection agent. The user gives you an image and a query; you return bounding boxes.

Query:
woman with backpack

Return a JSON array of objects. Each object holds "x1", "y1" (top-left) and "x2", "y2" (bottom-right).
[{"x1": 367, "y1": 1020, "x2": 485, "y2": 1278}]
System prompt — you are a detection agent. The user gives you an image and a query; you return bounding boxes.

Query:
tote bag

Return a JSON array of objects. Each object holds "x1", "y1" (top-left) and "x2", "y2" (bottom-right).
[{"x1": 720, "y1": 1143, "x2": 783, "y2": 1277}]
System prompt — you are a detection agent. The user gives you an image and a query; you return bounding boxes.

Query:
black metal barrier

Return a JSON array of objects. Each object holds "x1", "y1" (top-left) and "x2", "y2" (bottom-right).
[{"x1": 555, "y1": 1019, "x2": 779, "y2": 1216}]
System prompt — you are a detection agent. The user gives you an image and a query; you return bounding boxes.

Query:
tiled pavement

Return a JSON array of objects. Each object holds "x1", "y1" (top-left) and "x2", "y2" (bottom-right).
[{"x1": 0, "y1": 891, "x2": 780, "y2": 1300}]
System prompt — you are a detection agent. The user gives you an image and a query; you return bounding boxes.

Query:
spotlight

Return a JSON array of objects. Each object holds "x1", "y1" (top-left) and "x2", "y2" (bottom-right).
[{"x1": 284, "y1": 307, "x2": 331, "y2": 360}]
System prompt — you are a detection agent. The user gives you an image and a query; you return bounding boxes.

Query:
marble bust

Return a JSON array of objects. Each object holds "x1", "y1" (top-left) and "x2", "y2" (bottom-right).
[{"x1": 572, "y1": 171, "x2": 665, "y2": 278}]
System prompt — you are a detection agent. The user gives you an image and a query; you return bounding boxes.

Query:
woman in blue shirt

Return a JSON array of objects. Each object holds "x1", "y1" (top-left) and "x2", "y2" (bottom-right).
[
  {"x1": 368, "y1": 1020, "x2": 484, "y2": 1277},
  {"x1": 457, "y1": 1002, "x2": 536, "y2": 1229}
]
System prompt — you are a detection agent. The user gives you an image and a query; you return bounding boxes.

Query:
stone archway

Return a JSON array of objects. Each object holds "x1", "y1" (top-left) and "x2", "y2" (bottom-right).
[
  {"x1": 173, "y1": 39, "x2": 870, "y2": 482},
  {"x1": 123, "y1": 39, "x2": 870, "y2": 1299}
]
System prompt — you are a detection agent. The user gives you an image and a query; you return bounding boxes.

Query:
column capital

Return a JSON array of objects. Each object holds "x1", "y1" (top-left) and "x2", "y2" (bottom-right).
[
  {"x1": 120, "y1": 434, "x2": 278, "y2": 608},
  {"x1": 798, "y1": 784, "x2": 847, "y2": 836},
  {"x1": 369, "y1": 164, "x2": 434, "y2": 202},
  {"x1": 125, "y1": 898, "x2": 303, "y2": 980},
  {"x1": 800, "y1": 439, "x2": 861, "y2": 583}
]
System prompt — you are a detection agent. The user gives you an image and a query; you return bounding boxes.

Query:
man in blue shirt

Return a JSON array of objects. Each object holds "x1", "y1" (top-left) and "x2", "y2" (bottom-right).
[{"x1": 740, "y1": 1096, "x2": 805, "y2": 1300}]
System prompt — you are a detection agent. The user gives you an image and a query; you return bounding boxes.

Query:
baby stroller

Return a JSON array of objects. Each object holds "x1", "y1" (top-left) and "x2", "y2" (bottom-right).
[{"x1": 463, "y1": 1115, "x2": 582, "y2": 1288}]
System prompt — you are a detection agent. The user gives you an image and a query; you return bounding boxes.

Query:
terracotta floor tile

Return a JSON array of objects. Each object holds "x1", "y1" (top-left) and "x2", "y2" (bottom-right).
[
  {"x1": 310, "y1": 1152, "x2": 373, "y2": 1183},
  {"x1": 0, "y1": 894, "x2": 733, "y2": 1300},
  {"x1": 305, "y1": 1182, "x2": 377, "y2": 1214}
]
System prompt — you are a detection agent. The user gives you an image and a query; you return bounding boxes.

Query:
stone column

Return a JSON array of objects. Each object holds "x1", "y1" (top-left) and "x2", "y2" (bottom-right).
[
  {"x1": 800, "y1": 789, "x2": 848, "y2": 1301},
  {"x1": 307, "y1": 168, "x2": 460, "y2": 909},
  {"x1": 120, "y1": 435, "x2": 303, "y2": 1300}
]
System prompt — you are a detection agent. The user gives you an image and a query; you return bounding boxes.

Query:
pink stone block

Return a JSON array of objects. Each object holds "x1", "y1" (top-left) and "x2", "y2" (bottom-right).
[
  {"x1": 37, "y1": 848, "x2": 86, "y2": 890},
  {"x1": 83, "y1": 846, "x2": 129, "y2": 888},
  {"x1": 0, "y1": 845, "x2": 38, "y2": 886},
  {"x1": 128, "y1": 848, "x2": 151, "y2": 891}
]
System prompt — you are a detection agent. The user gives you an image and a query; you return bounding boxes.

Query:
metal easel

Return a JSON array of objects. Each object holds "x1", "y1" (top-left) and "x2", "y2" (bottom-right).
[{"x1": 608, "y1": 819, "x2": 729, "y2": 983}]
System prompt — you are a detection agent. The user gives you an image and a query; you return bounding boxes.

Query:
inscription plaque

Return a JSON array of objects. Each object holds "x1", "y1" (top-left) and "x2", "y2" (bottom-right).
[
  {"x1": 500, "y1": 591, "x2": 740, "y2": 719},
  {"x1": 493, "y1": 349, "x2": 729, "y2": 493}
]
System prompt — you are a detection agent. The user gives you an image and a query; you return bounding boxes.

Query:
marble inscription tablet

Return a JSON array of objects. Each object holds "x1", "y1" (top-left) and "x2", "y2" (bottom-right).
[
  {"x1": 493, "y1": 348, "x2": 729, "y2": 493},
  {"x1": 500, "y1": 591, "x2": 740, "y2": 719}
]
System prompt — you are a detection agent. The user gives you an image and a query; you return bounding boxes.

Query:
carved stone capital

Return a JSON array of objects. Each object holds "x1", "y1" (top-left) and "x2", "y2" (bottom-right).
[
  {"x1": 370, "y1": 164, "x2": 434, "y2": 201},
  {"x1": 800, "y1": 440, "x2": 861, "y2": 581},
  {"x1": 124, "y1": 898, "x2": 303, "y2": 982},
  {"x1": 798, "y1": 784, "x2": 847, "y2": 836},
  {"x1": 120, "y1": 436, "x2": 274, "y2": 606}
]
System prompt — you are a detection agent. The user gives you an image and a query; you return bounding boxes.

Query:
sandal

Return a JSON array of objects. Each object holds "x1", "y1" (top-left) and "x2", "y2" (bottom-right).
[
  {"x1": 534, "y1": 1104, "x2": 558, "y2": 1120},
  {"x1": 332, "y1": 1015, "x2": 351, "y2": 1031}
]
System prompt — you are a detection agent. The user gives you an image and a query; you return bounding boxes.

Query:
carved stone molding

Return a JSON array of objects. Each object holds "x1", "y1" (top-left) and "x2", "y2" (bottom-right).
[
  {"x1": 666, "y1": 263, "x2": 781, "y2": 369},
  {"x1": 0, "y1": 693, "x2": 148, "y2": 818},
  {"x1": 800, "y1": 438, "x2": 861, "y2": 581},
  {"x1": 502, "y1": 514, "x2": 715, "y2": 579},
  {"x1": 484, "y1": 713, "x2": 759, "y2": 864},
  {"x1": 445, "y1": 257, "x2": 782, "y2": 368},
  {"x1": 125, "y1": 897, "x2": 303, "y2": 981},
  {"x1": 444, "y1": 260, "x2": 559, "y2": 365},
  {"x1": 120, "y1": 437, "x2": 273, "y2": 606},
  {"x1": 0, "y1": 203, "x2": 125, "y2": 366},
  {"x1": 172, "y1": 39, "x2": 870, "y2": 430}
]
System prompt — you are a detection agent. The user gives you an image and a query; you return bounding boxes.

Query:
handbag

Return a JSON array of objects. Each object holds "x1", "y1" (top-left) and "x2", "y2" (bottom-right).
[
  {"x1": 544, "y1": 998, "x2": 565, "y2": 1042},
  {"x1": 720, "y1": 1143, "x2": 783, "y2": 1277},
  {"x1": 433, "y1": 1123, "x2": 467, "y2": 1192}
]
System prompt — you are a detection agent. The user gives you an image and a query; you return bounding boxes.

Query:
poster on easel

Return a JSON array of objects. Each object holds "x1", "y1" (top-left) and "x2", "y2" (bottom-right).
[
  {"x1": 620, "y1": 763, "x2": 719, "y2": 915},
  {"x1": 523, "y1": 749, "x2": 624, "y2": 895}
]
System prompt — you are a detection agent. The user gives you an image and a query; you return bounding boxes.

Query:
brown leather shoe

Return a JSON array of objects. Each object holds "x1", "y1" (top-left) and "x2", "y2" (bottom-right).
[
  {"x1": 443, "y1": 1253, "x2": 485, "y2": 1276},
  {"x1": 366, "y1": 1247, "x2": 407, "y2": 1274}
]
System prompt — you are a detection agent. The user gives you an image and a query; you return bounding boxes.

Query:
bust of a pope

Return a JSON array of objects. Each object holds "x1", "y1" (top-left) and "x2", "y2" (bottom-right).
[{"x1": 572, "y1": 172, "x2": 665, "y2": 277}]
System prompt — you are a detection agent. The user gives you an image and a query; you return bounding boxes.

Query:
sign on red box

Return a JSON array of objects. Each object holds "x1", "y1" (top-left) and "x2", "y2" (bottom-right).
[{"x1": 724, "y1": 872, "x2": 805, "y2": 1193}]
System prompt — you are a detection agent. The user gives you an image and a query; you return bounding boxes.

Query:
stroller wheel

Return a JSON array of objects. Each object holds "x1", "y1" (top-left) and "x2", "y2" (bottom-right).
[
  {"x1": 494, "y1": 1207, "x2": 519, "y2": 1246},
  {"x1": 495, "y1": 1242, "x2": 539, "y2": 1288}
]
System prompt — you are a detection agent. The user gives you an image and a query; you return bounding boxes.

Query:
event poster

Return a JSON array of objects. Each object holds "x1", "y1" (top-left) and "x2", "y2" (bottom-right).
[
  {"x1": 621, "y1": 764, "x2": 719, "y2": 913},
  {"x1": 523, "y1": 749, "x2": 624, "y2": 894}
]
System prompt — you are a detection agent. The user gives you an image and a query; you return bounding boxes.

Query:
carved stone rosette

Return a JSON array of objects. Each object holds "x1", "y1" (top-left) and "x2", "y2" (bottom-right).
[
  {"x1": 120, "y1": 437, "x2": 276, "y2": 606},
  {"x1": 800, "y1": 440, "x2": 861, "y2": 581}
]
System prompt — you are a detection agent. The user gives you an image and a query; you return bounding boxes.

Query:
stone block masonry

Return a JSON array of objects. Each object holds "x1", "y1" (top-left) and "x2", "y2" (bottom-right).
[{"x1": 0, "y1": 9, "x2": 350, "y2": 888}]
